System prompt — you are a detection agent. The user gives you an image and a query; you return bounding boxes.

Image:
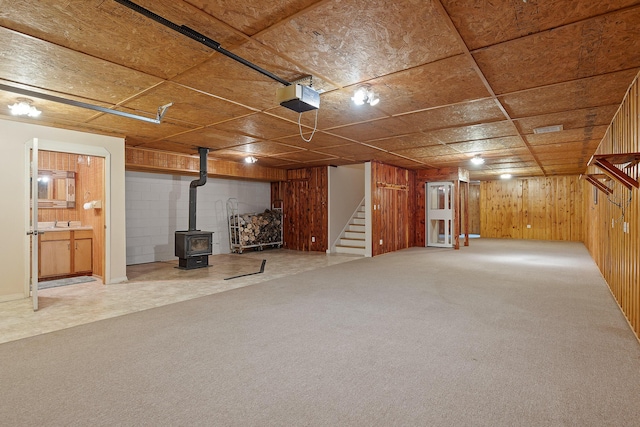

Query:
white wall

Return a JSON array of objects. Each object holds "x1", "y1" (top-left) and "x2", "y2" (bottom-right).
[
  {"x1": 125, "y1": 171, "x2": 271, "y2": 265},
  {"x1": 0, "y1": 118, "x2": 126, "y2": 302},
  {"x1": 328, "y1": 164, "x2": 365, "y2": 251}
]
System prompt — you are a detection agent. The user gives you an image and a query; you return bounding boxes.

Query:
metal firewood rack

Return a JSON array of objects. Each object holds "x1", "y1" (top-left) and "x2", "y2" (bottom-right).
[{"x1": 227, "y1": 198, "x2": 283, "y2": 254}]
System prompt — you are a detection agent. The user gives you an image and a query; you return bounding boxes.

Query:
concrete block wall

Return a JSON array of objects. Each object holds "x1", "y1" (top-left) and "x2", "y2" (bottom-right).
[{"x1": 125, "y1": 171, "x2": 271, "y2": 265}]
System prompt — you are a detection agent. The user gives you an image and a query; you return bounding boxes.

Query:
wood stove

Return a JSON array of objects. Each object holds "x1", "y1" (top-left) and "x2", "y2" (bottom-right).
[
  {"x1": 175, "y1": 230, "x2": 212, "y2": 269},
  {"x1": 175, "y1": 147, "x2": 214, "y2": 269}
]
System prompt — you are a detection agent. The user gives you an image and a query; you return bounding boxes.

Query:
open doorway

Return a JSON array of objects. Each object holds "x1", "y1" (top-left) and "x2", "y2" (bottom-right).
[
  {"x1": 36, "y1": 150, "x2": 105, "y2": 277},
  {"x1": 426, "y1": 182, "x2": 454, "y2": 248},
  {"x1": 26, "y1": 139, "x2": 109, "y2": 310}
]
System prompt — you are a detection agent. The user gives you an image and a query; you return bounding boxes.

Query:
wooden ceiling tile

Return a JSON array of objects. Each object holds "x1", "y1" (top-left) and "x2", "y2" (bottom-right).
[
  {"x1": 269, "y1": 89, "x2": 388, "y2": 130},
  {"x1": 172, "y1": 54, "x2": 281, "y2": 111},
  {"x1": 120, "y1": 82, "x2": 255, "y2": 126},
  {"x1": 0, "y1": 1, "x2": 236, "y2": 79},
  {"x1": 483, "y1": 149, "x2": 536, "y2": 162},
  {"x1": 314, "y1": 143, "x2": 384, "y2": 161},
  {"x1": 442, "y1": 0, "x2": 639, "y2": 50},
  {"x1": 398, "y1": 99, "x2": 506, "y2": 132},
  {"x1": 87, "y1": 114, "x2": 198, "y2": 140},
  {"x1": 256, "y1": 0, "x2": 463, "y2": 87},
  {"x1": 473, "y1": 8, "x2": 640, "y2": 94},
  {"x1": 532, "y1": 141, "x2": 600, "y2": 156},
  {"x1": 184, "y1": 0, "x2": 323, "y2": 36},
  {"x1": 226, "y1": 42, "x2": 337, "y2": 93},
  {"x1": 129, "y1": 140, "x2": 200, "y2": 155},
  {"x1": 163, "y1": 127, "x2": 260, "y2": 150},
  {"x1": 514, "y1": 105, "x2": 620, "y2": 134},
  {"x1": 371, "y1": 154, "x2": 425, "y2": 169},
  {"x1": 447, "y1": 136, "x2": 526, "y2": 154},
  {"x1": 367, "y1": 55, "x2": 491, "y2": 116},
  {"x1": 213, "y1": 113, "x2": 301, "y2": 139},
  {"x1": 329, "y1": 117, "x2": 422, "y2": 142},
  {"x1": 392, "y1": 144, "x2": 459, "y2": 160},
  {"x1": 0, "y1": 28, "x2": 162, "y2": 102},
  {"x1": 524, "y1": 126, "x2": 609, "y2": 146},
  {"x1": 486, "y1": 162, "x2": 539, "y2": 172},
  {"x1": 419, "y1": 121, "x2": 518, "y2": 144},
  {"x1": 225, "y1": 141, "x2": 304, "y2": 156},
  {"x1": 366, "y1": 133, "x2": 442, "y2": 152},
  {"x1": 271, "y1": 150, "x2": 338, "y2": 163},
  {"x1": 499, "y1": 71, "x2": 638, "y2": 118},
  {"x1": 425, "y1": 153, "x2": 478, "y2": 168},
  {"x1": 275, "y1": 131, "x2": 354, "y2": 149}
]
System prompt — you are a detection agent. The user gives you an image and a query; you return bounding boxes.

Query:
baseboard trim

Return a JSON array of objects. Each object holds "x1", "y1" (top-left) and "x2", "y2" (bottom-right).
[{"x1": 0, "y1": 293, "x2": 27, "y2": 303}]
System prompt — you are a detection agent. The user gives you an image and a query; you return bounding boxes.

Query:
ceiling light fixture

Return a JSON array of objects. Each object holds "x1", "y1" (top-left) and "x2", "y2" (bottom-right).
[
  {"x1": 8, "y1": 98, "x2": 41, "y2": 117},
  {"x1": 471, "y1": 155, "x2": 485, "y2": 165},
  {"x1": 244, "y1": 156, "x2": 258, "y2": 164},
  {"x1": 500, "y1": 173, "x2": 513, "y2": 179},
  {"x1": 351, "y1": 85, "x2": 380, "y2": 106}
]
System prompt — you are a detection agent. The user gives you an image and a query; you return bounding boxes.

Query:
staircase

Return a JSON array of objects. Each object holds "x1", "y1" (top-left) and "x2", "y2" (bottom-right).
[{"x1": 334, "y1": 202, "x2": 366, "y2": 256}]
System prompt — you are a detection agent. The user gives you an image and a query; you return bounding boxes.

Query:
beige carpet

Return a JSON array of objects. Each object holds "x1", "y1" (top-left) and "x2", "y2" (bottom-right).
[{"x1": 1, "y1": 239, "x2": 639, "y2": 426}]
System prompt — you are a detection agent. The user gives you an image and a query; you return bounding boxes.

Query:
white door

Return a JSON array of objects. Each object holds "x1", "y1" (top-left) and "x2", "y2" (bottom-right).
[
  {"x1": 27, "y1": 138, "x2": 40, "y2": 310},
  {"x1": 426, "y1": 182, "x2": 454, "y2": 248}
]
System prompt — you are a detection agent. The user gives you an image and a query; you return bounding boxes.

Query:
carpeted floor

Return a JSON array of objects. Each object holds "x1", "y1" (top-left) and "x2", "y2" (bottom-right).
[{"x1": 1, "y1": 239, "x2": 639, "y2": 426}]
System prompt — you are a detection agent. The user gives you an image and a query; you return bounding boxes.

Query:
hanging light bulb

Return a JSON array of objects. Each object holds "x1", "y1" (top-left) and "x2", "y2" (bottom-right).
[
  {"x1": 8, "y1": 98, "x2": 41, "y2": 117},
  {"x1": 244, "y1": 156, "x2": 258, "y2": 164}
]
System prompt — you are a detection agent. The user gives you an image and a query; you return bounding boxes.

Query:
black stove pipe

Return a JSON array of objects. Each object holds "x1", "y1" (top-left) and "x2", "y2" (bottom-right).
[{"x1": 188, "y1": 147, "x2": 209, "y2": 231}]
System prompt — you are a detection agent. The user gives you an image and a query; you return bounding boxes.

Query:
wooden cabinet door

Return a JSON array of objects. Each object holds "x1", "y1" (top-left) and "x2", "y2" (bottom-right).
[
  {"x1": 73, "y1": 239, "x2": 92, "y2": 273},
  {"x1": 40, "y1": 240, "x2": 71, "y2": 277}
]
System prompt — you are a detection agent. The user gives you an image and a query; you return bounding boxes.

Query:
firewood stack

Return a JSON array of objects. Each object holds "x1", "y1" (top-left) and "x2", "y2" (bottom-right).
[{"x1": 230, "y1": 209, "x2": 282, "y2": 246}]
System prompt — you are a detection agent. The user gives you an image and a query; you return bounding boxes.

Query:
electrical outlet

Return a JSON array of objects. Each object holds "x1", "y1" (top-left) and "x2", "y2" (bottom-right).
[
  {"x1": 612, "y1": 219, "x2": 615, "y2": 228},
  {"x1": 624, "y1": 222, "x2": 629, "y2": 234},
  {"x1": 311, "y1": 236, "x2": 315, "y2": 242},
  {"x1": 526, "y1": 224, "x2": 531, "y2": 229},
  {"x1": 379, "y1": 239, "x2": 383, "y2": 245}
]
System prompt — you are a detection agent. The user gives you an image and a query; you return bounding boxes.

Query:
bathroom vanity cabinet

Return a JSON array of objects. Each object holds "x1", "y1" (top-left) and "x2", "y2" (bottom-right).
[{"x1": 39, "y1": 229, "x2": 93, "y2": 280}]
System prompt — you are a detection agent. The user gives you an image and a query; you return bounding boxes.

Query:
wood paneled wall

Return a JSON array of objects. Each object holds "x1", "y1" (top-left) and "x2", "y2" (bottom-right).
[
  {"x1": 480, "y1": 176, "x2": 584, "y2": 241},
  {"x1": 371, "y1": 162, "x2": 415, "y2": 256},
  {"x1": 468, "y1": 184, "x2": 481, "y2": 234},
  {"x1": 126, "y1": 146, "x2": 286, "y2": 182},
  {"x1": 272, "y1": 167, "x2": 328, "y2": 252},
  {"x1": 584, "y1": 73, "x2": 640, "y2": 340},
  {"x1": 38, "y1": 151, "x2": 105, "y2": 278}
]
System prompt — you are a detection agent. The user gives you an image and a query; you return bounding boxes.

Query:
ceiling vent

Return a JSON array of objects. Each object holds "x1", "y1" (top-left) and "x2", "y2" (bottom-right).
[{"x1": 533, "y1": 124, "x2": 563, "y2": 134}]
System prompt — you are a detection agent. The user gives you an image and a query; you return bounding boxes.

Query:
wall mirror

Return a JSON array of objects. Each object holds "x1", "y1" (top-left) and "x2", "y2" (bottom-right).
[{"x1": 36, "y1": 170, "x2": 76, "y2": 208}]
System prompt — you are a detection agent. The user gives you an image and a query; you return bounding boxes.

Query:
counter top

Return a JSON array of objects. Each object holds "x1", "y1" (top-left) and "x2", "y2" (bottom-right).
[
  {"x1": 38, "y1": 221, "x2": 92, "y2": 231},
  {"x1": 40, "y1": 226, "x2": 93, "y2": 232}
]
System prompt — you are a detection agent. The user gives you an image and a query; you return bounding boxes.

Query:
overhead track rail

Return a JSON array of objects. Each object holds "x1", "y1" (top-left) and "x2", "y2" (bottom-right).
[
  {"x1": 0, "y1": 83, "x2": 172, "y2": 124},
  {"x1": 112, "y1": 0, "x2": 292, "y2": 87}
]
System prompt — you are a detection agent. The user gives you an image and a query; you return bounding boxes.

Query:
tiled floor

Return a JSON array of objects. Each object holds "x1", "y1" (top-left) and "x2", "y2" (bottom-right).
[{"x1": 0, "y1": 249, "x2": 361, "y2": 344}]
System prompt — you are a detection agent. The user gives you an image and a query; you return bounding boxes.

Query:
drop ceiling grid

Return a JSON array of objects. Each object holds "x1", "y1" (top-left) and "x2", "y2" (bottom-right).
[{"x1": 0, "y1": 0, "x2": 638, "y2": 179}]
